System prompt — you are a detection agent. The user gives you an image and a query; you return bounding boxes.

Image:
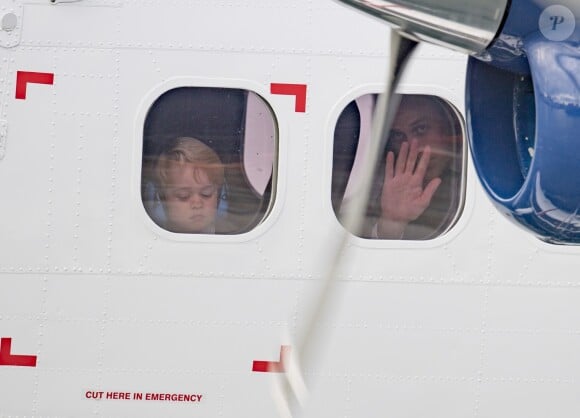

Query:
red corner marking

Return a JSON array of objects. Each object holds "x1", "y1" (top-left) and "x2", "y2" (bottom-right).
[
  {"x1": 0, "y1": 338, "x2": 37, "y2": 367},
  {"x1": 252, "y1": 345, "x2": 290, "y2": 373},
  {"x1": 270, "y1": 83, "x2": 307, "y2": 113},
  {"x1": 15, "y1": 71, "x2": 55, "y2": 100}
]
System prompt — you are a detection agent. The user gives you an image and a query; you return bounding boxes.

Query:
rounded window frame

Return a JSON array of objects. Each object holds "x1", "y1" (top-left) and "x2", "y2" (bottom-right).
[
  {"x1": 134, "y1": 78, "x2": 281, "y2": 242},
  {"x1": 328, "y1": 87, "x2": 469, "y2": 246}
]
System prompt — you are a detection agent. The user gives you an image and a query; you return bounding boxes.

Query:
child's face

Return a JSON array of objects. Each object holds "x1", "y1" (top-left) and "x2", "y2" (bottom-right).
[{"x1": 162, "y1": 163, "x2": 219, "y2": 233}]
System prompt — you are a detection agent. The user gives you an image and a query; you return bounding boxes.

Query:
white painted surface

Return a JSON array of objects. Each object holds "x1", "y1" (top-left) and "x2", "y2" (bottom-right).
[{"x1": 0, "y1": 1, "x2": 579, "y2": 417}]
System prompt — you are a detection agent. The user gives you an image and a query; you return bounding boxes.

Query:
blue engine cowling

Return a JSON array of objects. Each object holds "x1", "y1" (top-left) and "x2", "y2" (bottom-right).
[{"x1": 467, "y1": 0, "x2": 580, "y2": 244}]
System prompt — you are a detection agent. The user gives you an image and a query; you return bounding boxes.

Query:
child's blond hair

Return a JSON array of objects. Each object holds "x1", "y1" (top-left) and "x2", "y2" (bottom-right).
[{"x1": 156, "y1": 137, "x2": 224, "y2": 198}]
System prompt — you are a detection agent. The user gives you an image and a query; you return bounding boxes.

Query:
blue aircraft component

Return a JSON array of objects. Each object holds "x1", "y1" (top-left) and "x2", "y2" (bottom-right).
[{"x1": 467, "y1": 0, "x2": 580, "y2": 244}]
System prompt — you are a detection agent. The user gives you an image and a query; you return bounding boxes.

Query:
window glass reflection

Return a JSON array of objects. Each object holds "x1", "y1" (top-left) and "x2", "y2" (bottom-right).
[
  {"x1": 332, "y1": 94, "x2": 465, "y2": 240},
  {"x1": 142, "y1": 87, "x2": 277, "y2": 235}
]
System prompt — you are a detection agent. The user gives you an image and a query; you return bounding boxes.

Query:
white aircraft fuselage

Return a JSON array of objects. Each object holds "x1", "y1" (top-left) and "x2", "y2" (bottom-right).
[{"x1": 1, "y1": 1, "x2": 579, "y2": 417}]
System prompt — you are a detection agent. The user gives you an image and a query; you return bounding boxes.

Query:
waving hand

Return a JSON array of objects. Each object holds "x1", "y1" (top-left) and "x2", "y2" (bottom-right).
[{"x1": 377, "y1": 140, "x2": 441, "y2": 238}]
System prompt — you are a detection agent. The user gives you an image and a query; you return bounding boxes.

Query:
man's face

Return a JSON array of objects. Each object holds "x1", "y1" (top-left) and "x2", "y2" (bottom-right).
[
  {"x1": 388, "y1": 97, "x2": 458, "y2": 181},
  {"x1": 162, "y1": 163, "x2": 219, "y2": 233}
]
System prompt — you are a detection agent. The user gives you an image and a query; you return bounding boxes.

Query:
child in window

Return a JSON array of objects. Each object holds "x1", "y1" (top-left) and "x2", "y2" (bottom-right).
[{"x1": 155, "y1": 137, "x2": 224, "y2": 234}]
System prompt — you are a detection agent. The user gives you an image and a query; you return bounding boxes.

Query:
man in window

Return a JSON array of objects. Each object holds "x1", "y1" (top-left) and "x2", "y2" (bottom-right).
[
  {"x1": 373, "y1": 95, "x2": 463, "y2": 239},
  {"x1": 333, "y1": 94, "x2": 463, "y2": 240}
]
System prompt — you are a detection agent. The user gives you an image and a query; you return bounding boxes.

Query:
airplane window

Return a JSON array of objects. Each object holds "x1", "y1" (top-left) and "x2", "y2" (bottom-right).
[
  {"x1": 332, "y1": 93, "x2": 465, "y2": 240},
  {"x1": 142, "y1": 87, "x2": 277, "y2": 235}
]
